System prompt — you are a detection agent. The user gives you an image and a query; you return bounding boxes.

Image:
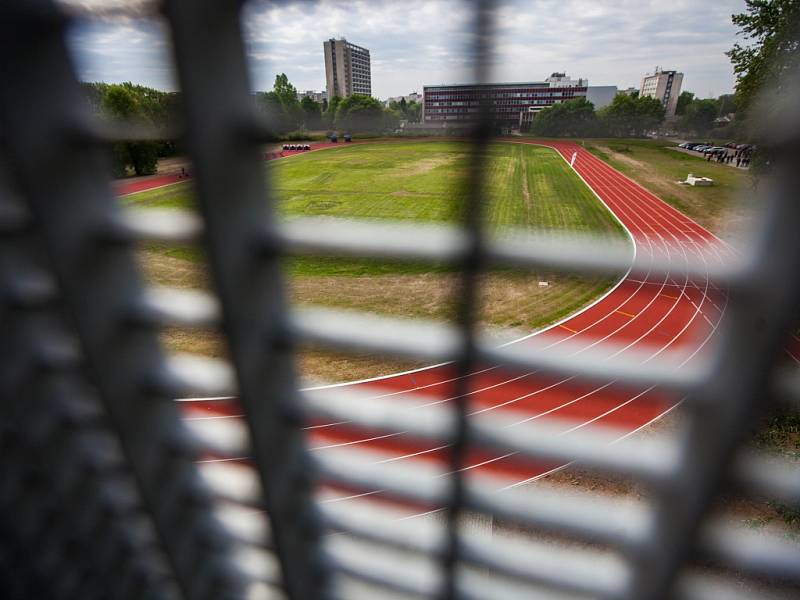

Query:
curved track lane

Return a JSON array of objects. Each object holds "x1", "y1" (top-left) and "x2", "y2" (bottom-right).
[{"x1": 130, "y1": 140, "x2": 732, "y2": 510}]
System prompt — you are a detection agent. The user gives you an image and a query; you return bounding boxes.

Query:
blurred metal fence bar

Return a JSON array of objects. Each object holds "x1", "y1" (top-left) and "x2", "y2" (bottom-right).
[
  {"x1": 292, "y1": 306, "x2": 708, "y2": 391},
  {"x1": 0, "y1": 0, "x2": 798, "y2": 599},
  {"x1": 0, "y1": 1, "x2": 245, "y2": 598},
  {"x1": 162, "y1": 1, "x2": 326, "y2": 597}
]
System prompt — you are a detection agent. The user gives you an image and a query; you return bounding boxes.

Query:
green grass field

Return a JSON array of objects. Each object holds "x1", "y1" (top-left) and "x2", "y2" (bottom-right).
[
  {"x1": 129, "y1": 141, "x2": 626, "y2": 230},
  {"x1": 128, "y1": 141, "x2": 625, "y2": 276},
  {"x1": 130, "y1": 141, "x2": 625, "y2": 380}
]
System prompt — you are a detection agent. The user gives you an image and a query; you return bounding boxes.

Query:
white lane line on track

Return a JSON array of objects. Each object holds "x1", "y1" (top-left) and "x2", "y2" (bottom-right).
[
  {"x1": 177, "y1": 141, "x2": 644, "y2": 403},
  {"x1": 179, "y1": 140, "x2": 730, "y2": 510},
  {"x1": 301, "y1": 141, "x2": 728, "y2": 508},
  {"x1": 304, "y1": 142, "x2": 722, "y2": 454},
  {"x1": 186, "y1": 142, "x2": 721, "y2": 437},
  {"x1": 329, "y1": 144, "x2": 725, "y2": 464}
]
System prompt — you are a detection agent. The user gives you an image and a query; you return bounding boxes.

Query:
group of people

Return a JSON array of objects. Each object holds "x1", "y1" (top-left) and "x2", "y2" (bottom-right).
[{"x1": 704, "y1": 148, "x2": 753, "y2": 168}]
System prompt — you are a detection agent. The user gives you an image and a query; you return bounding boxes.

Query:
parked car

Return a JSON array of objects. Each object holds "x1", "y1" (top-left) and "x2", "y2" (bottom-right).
[
  {"x1": 282, "y1": 144, "x2": 289, "y2": 151},
  {"x1": 344, "y1": 133, "x2": 352, "y2": 142},
  {"x1": 303, "y1": 144, "x2": 311, "y2": 151},
  {"x1": 330, "y1": 134, "x2": 338, "y2": 143}
]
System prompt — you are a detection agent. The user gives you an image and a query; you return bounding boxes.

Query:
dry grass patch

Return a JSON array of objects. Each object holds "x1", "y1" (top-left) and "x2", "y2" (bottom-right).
[
  {"x1": 389, "y1": 155, "x2": 457, "y2": 176},
  {"x1": 138, "y1": 249, "x2": 612, "y2": 381}
]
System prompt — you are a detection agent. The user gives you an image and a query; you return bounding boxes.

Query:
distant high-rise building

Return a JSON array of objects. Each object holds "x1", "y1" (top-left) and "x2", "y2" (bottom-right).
[
  {"x1": 323, "y1": 38, "x2": 371, "y2": 99},
  {"x1": 639, "y1": 67, "x2": 683, "y2": 117}
]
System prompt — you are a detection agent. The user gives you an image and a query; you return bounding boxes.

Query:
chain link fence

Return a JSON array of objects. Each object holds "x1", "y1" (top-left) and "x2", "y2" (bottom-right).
[{"x1": 1, "y1": 1, "x2": 799, "y2": 599}]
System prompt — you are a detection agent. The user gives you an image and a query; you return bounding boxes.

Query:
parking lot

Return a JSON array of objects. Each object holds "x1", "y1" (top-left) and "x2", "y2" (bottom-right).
[{"x1": 673, "y1": 141, "x2": 755, "y2": 168}]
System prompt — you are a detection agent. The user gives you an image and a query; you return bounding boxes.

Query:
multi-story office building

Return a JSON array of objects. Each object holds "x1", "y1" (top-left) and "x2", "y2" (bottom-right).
[
  {"x1": 385, "y1": 92, "x2": 423, "y2": 106},
  {"x1": 323, "y1": 38, "x2": 371, "y2": 99},
  {"x1": 422, "y1": 73, "x2": 616, "y2": 130},
  {"x1": 639, "y1": 67, "x2": 683, "y2": 117},
  {"x1": 297, "y1": 90, "x2": 328, "y2": 104}
]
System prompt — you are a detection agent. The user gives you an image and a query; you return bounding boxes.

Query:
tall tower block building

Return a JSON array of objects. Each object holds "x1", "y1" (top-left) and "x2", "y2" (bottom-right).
[
  {"x1": 323, "y1": 38, "x2": 371, "y2": 99},
  {"x1": 639, "y1": 67, "x2": 683, "y2": 117}
]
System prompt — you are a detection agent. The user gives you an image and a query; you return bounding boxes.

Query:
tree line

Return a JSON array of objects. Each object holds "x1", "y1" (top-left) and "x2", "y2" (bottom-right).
[
  {"x1": 83, "y1": 74, "x2": 410, "y2": 177},
  {"x1": 523, "y1": 94, "x2": 667, "y2": 137},
  {"x1": 523, "y1": 90, "x2": 743, "y2": 139},
  {"x1": 257, "y1": 73, "x2": 415, "y2": 134}
]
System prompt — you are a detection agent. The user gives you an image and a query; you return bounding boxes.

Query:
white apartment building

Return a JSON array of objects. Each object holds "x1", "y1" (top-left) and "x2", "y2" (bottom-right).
[
  {"x1": 323, "y1": 38, "x2": 372, "y2": 99},
  {"x1": 544, "y1": 72, "x2": 588, "y2": 88},
  {"x1": 297, "y1": 90, "x2": 328, "y2": 104},
  {"x1": 640, "y1": 67, "x2": 683, "y2": 117},
  {"x1": 385, "y1": 92, "x2": 422, "y2": 106}
]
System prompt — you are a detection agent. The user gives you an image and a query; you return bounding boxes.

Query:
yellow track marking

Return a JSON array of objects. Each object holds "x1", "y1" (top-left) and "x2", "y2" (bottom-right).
[
  {"x1": 559, "y1": 324, "x2": 578, "y2": 334},
  {"x1": 663, "y1": 294, "x2": 679, "y2": 300},
  {"x1": 616, "y1": 310, "x2": 636, "y2": 318}
]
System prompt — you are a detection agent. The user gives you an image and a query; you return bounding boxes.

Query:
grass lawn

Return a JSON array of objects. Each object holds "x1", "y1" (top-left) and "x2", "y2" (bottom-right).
[
  {"x1": 128, "y1": 141, "x2": 625, "y2": 381},
  {"x1": 580, "y1": 138, "x2": 753, "y2": 237}
]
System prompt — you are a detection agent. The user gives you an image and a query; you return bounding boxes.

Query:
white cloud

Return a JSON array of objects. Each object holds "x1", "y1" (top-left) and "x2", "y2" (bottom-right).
[{"x1": 66, "y1": 0, "x2": 747, "y2": 98}]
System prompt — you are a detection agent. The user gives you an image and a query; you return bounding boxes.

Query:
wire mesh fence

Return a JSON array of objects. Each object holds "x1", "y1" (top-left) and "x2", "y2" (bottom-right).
[{"x1": 1, "y1": 0, "x2": 799, "y2": 599}]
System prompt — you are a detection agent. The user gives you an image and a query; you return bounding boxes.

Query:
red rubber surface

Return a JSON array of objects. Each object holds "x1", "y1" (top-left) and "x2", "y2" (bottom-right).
[
  {"x1": 114, "y1": 173, "x2": 188, "y2": 196},
  {"x1": 125, "y1": 140, "x2": 738, "y2": 510}
]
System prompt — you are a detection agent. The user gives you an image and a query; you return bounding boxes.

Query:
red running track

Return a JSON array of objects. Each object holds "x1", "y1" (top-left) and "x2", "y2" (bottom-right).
[
  {"x1": 114, "y1": 173, "x2": 189, "y2": 196},
  {"x1": 127, "y1": 140, "x2": 738, "y2": 510}
]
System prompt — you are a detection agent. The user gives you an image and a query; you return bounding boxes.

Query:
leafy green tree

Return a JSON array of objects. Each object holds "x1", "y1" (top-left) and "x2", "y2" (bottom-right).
[
  {"x1": 256, "y1": 73, "x2": 303, "y2": 132},
  {"x1": 335, "y1": 94, "x2": 387, "y2": 131},
  {"x1": 530, "y1": 98, "x2": 597, "y2": 136},
  {"x1": 727, "y1": 0, "x2": 800, "y2": 118},
  {"x1": 717, "y1": 93, "x2": 738, "y2": 115},
  {"x1": 300, "y1": 96, "x2": 322, "y2": 129},
  {"x1": 324, "y1": 95, "x2": 341, "y2": 129},
  {"x1": 406, "y1": 101, "x2": 422, "y2": 123},
  {"x1": 681, "y1": 98, "x2": 719, "y2": 135},
  {"x1": 635, "y1": 95, "x2": 667, "y2": 134},
  {"x1": 100, "y1": 84, "x2": 159, "y2": 177},
  {"x1": 675, "y1": 91, "x2": 695, "y2": 115},
  {"x1": 597, "y1": 94, "x2": 665, "y2": 137},
  {"x1": 273, "y1": 73, "x2": 298, "y2": 108},
  {"x1": 257, "y1": 91, "x2": 288, "y2": 132}
]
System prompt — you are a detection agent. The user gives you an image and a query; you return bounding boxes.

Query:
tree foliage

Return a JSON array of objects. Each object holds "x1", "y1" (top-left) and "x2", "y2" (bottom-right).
[
  {"x1": 529, "y1": 98, "x2": 597, "y2": 136},
  {"x1": 335, "y1": 94, "x2": 389, "y2": 131},
  {"x1": 256, "y1": 73, "x2": 303, "y2": 133},
  {"x1": 727, "y1": 0, "x2": 800, "y2": 117},
  {"x1": 300, "y1": 96, "x2": 322, "y2": 129},
  {"x1": 681, "y1": 98, "x2": 720, "y2": 135},
  {"x1": 324, "y1": 95, "x2": 341, "y2": 129},
  {"x1": 595, "y1": 94, "x2": 665, "y2": 137},
  {"x1": 388, "y1": 99, "x2": 422, "y2": 123},
  {"x1": 84, "y1": 82, "x2": 178, "y2": 177},
  {"x1": 675, "y1": 91, "x2": 695, "y2": 115}
]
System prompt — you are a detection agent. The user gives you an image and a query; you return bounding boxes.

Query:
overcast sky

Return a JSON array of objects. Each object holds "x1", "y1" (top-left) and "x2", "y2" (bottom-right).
[{"x1": 67, "y1": 0, "x2": 747, "y2": 99}]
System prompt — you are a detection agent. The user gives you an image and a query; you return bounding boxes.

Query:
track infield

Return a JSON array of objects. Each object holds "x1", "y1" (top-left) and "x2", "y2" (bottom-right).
[{"x1": 125, "y1": 139, "x2": 737, "y2": 508}]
